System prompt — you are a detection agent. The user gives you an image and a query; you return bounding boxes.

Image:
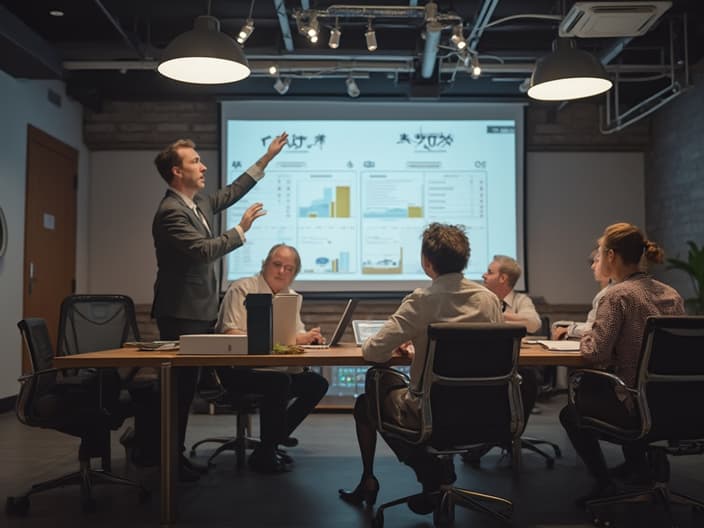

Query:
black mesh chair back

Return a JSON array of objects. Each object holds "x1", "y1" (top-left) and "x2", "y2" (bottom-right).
[
  {"x1": 576, "y1": 316, "x2": 704, "y2": 442},
  {"x1": 57, "y1": 294, "x2": 140, "y2": 356},
  {"x1": 424, "y1": 323, "x2": 526, "y2": 450},
  {"x1": 569, "y1": 316, "x2": 704, "y2": 524},
  {"x1": 636, "y1": 316, "x2": 704, "y2": 442},
  {"x1": 373, "y1": 322, "x2": 526, "y2": 526},
  {"x1": 16, "y1": 318, "x2": 59, "y2": 427},
  {"x1": 19, "y1": 317, "x2": 55, "y2": 373}
]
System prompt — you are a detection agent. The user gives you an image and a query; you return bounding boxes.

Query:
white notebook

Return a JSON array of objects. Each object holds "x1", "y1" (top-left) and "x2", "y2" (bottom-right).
[{"x1": 535, "y1": 340, "x2": 581, "y2": 352}]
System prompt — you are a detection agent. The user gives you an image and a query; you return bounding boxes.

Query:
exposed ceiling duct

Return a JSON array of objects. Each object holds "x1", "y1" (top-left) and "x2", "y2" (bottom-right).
[{"x1": 0, "y1": 0, "x2": 698, "y2": 121}]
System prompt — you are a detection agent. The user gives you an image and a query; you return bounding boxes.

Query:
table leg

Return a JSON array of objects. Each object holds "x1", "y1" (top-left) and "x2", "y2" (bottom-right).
[{"x1": 160, "y1": 361, "x2": 177, "y2": 524}]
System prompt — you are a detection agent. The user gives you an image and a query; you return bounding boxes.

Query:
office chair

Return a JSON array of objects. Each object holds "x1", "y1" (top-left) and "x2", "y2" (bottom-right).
[
  {"x1": 461, "y1": 315, "x2": 561, "y2": 470},
  {"x1": 569, "y1": 316, "x2": 704, "y2": 527},
  {"x1": 56, "y1": 294, "x2": 156, "y2": 459},
  {"x1": 6, "y1": 319, "x2": 148, "y2": 516},
  {"x1": 57, "y1": 294, "x2": 140, "y2": 359},
  {"x1": 190, "y1": 368, "x2": 263, "y2": 469},
  {"x1": 371, "y1": 323, "x2": 526, "y2": 527}
]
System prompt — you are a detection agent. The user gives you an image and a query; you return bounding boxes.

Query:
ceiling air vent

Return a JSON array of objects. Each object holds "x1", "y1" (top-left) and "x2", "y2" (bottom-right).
[{"x1": 559, "y1": 1, "x2": 672, "y2": 38}]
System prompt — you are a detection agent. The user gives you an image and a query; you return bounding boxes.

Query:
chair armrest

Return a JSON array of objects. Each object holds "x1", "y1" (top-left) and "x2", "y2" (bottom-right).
[
  {"x1": 367, "y1": 367, "x2": 425, "y2": 444},
  {"x1": 567, "y1": 369, "x2": 637, "y2": 406},
  {"x1": 15, "y1": 369, "x2": 62, "y2": 425},
  {"x1": 196, "y1": 367, "x2": 228, "y2": 402},
  {"x1": 568, "y1": 369, "x2": 643, "y2": 442}
]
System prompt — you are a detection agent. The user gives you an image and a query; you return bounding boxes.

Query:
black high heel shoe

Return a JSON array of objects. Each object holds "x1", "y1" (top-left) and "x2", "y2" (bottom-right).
[{"x1": 338, "y1": 476, "x2": 379, "y2": 507}]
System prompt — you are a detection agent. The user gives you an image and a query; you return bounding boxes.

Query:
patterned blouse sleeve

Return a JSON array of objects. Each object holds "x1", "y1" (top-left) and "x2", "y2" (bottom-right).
[{"x1": 580, "y1": 290, "x2": 624, "y2": 367}]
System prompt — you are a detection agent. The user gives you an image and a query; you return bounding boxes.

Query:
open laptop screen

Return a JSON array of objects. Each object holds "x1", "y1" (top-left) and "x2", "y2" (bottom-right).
[
  {"x1": 352, "y1": 320, "x2": 387, "y2": 345},
  {"x1": 327, "y1": 299, "x2": 359, "y2": 347}
]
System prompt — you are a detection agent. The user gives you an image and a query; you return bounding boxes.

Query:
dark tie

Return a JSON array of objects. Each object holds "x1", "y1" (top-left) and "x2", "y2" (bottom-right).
[
  {"x1": 501, "y1": 300, "x2": 507, "y2": 313},
  {"x1": 193, "y1": 205, "x2": 211, "y2": 236}
]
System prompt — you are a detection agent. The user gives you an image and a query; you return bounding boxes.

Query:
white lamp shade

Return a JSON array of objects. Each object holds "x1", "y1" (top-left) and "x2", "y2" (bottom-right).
[
  {"x1": 157, "y1": 15, "x2": 250, "y2": 84},
  {"x1": 528, "y1": 39, "x2": 612, "y2": 101},
  {"x1": 528, "y1": 77, "x2": 613, "y2": 101}
]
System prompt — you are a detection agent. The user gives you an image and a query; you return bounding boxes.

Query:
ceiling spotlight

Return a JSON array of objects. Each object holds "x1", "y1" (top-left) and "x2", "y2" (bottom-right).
[
  {"x1": 365, "y1": 20, "x2": 377, "y2": 52},
  {"x1": 310, "y1": 34, "x2": 319, "y2": 44},
  {"x1": 158, "y1": 15, "x2": 250, "y2": 84},
  {"x1": 268, "y1": 64, "x2": 279, "y2": 76},
  {"x1": 519, "y1": 78, "x2": 531, "y2": 93},
  {"x1": 346, "y1": 76, "x2": 360, "y2": 98},
  {"x1": 450, "y1": 25, "x2": 467, "y2": 51},
  {"x1": 273, "y1": 77, "x2": 291, "y2": 95},
  {"x1": 49, "y1": 10, "x2": 64, "y2": 17},
  {"x1": 307, "y1": 15, "x2": 320, "y2": 39},
  {"x1": 329, "y1": 26, "x2": 341, "y2": 49},
  {"x1": 470, "y1": 55, "x2": 481, "y2": 79},
  {"x1": 528, "y1": 38, "x2": 613, "y2": 101},
  {"x1": 237, "y1": 18, "x2": 255, "y2": 45}
]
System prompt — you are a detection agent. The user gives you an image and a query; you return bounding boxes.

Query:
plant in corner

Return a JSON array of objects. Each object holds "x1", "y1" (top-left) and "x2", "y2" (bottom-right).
[{"x1": 666, "y1": 241, "x2": 704, "y2": 315}]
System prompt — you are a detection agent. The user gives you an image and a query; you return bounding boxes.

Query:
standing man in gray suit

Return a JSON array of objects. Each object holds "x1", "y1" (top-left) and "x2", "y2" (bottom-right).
[{"x1": 150, "y1": 132, "x2": 288, "y2": 480}]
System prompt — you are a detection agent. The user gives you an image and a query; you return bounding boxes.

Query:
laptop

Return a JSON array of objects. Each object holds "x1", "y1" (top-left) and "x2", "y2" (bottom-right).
[
  {"x1": 302, "y1": 298, "x2": 359, "y2": 349},
  {"x1": 352, "y1": 319, "x2": 387, "y2": 345}
]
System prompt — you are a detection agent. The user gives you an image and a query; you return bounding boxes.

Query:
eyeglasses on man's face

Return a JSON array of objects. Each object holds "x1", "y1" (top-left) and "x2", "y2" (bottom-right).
[{"x1": 270, "y1": 260, "x2": 295, "y2": 274}]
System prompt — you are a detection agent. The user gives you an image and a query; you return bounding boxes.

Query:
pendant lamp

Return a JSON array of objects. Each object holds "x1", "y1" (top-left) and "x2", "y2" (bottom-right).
[
  {"x1": 158, "y1": 15, "x2": 250, "y2": 84},
  {"x1": 528, "y1": 38, "x2": 612, "y2": 101}
]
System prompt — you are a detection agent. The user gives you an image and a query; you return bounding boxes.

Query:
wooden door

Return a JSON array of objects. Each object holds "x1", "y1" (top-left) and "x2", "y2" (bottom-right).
[{"x1": 22, "y1": 125, "x2": 78, "y2": 372}]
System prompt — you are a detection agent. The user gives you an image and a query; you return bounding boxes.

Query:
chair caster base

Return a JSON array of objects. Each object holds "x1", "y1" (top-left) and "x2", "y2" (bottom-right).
[{"x1": 592, "y1": 516, "x2": 615, "y2": 527}]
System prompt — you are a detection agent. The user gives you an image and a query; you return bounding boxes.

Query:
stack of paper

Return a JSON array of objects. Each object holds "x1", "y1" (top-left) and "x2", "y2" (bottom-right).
[
  {"x1": 124, "y1": 341, "x2": 180, "y2": 351},
  {"x1": 535, "y1": 340, "x2": 581, "y2": 352}
]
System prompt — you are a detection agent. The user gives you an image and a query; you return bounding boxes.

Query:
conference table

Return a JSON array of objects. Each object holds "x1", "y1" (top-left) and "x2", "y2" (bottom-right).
[{"x1": 53, "y1": 342, "x2": 585, "y2": 525}]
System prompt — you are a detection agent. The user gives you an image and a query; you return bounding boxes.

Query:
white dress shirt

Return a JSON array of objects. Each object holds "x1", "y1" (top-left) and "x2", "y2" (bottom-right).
[
  {"x1": 168, "y1": 163, "x2": 263, "y2": 243},
  {"x1": 503, "y1": 289, "x2": 542, "y2": 334},
  {"x1": 362, "y1": 273, "x2": 502, "y2": 426},
  {"x1": 216, "y1": 273, "x2": 305, "y2": 373}
]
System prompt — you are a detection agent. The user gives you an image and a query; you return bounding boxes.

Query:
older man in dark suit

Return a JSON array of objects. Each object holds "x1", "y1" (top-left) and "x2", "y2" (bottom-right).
[{"x1": 149, "y1": 133, "x2": 287, "y2": 481}]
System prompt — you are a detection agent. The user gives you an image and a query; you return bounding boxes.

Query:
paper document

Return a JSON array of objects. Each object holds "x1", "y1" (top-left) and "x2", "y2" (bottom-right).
[
  {"x1": 535, "y1": 340, "x2": 581, "y2": 352},
  {"x1": 124, "y1": 341, "x2": 180, "y2": 351}
]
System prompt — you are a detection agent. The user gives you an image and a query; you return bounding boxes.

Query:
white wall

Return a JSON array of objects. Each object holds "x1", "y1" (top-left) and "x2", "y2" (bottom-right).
[
  {"x1": 526, "y1": 151, "x2": 645, "y2": 303},
  {"x1": 0, "y1": 71, "x2": 90, "y2": 399},
  {"x1": 88, "y1": 150, "x2": 218, "y2": 304},
  {"x1": 87, "y1": 150, "x2": 645, "y2": 306}
]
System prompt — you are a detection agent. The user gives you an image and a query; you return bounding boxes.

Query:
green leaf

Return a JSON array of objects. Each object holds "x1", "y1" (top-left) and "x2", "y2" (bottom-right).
[{"x1": 666, "y1": 240, "x2": 704, "y2": 299}]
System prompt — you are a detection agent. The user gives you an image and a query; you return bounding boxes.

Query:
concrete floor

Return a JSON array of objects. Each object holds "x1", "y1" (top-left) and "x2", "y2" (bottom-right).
[{"x1": 2, "y1": 395, "x2": 703, "y2": 527}]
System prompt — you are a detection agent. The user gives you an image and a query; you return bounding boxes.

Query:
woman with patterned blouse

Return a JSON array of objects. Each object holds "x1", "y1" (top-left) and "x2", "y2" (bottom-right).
[{"x1": 559, "y1": 222, "x2": 685, "y2": 507}]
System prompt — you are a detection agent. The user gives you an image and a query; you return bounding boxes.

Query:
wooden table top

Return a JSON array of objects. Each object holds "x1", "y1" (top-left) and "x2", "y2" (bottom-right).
[{"x1": 53, "y1": 342, "x2": 586, "y2": 369}]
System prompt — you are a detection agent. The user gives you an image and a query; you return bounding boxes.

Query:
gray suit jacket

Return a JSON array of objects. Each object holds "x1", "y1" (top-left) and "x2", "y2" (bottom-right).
[{"x1": 151, "y1": 172, "x2": 257, "y2": 321}]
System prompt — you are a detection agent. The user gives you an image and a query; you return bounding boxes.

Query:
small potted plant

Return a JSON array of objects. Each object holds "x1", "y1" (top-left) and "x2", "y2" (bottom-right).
[{"x1": 666, "y1": 241, "x2": 704, "y2": 315}]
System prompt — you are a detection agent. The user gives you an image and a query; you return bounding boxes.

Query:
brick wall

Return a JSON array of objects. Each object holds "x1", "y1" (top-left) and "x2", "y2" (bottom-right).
[
  {"x1": 85, "y1": 101, "x2": 218, "y2": 150},
  {"x1": 645, "y1": 65, "x2": 704, "y2": 300},
  {"x1": 526, "y1": 101, "x2": 649, "y2": 151},
  {"x1": 135, "y1": 299, "x2": 590, "y2": 342},
  {"x1": 84, "y1": 99, "x2": 650, "y2": 152}
]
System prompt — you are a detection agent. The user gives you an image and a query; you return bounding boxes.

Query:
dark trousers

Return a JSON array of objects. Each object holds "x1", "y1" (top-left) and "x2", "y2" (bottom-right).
[
  {"x1": 559, "y1": 382, "x2": 643, "y2": 484},
  {"x1": 518, "y1": 367, "x2": 539, "y2": 428},
  {"x1": 157, "y1": 317, "x2": 214, "y2": 454},
  {"x1": 217, "y1": 367, "x2": 329, "y2": 449},
  {"x1": 358, "y1": 368, "x2": 455, "y2": 489}
]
